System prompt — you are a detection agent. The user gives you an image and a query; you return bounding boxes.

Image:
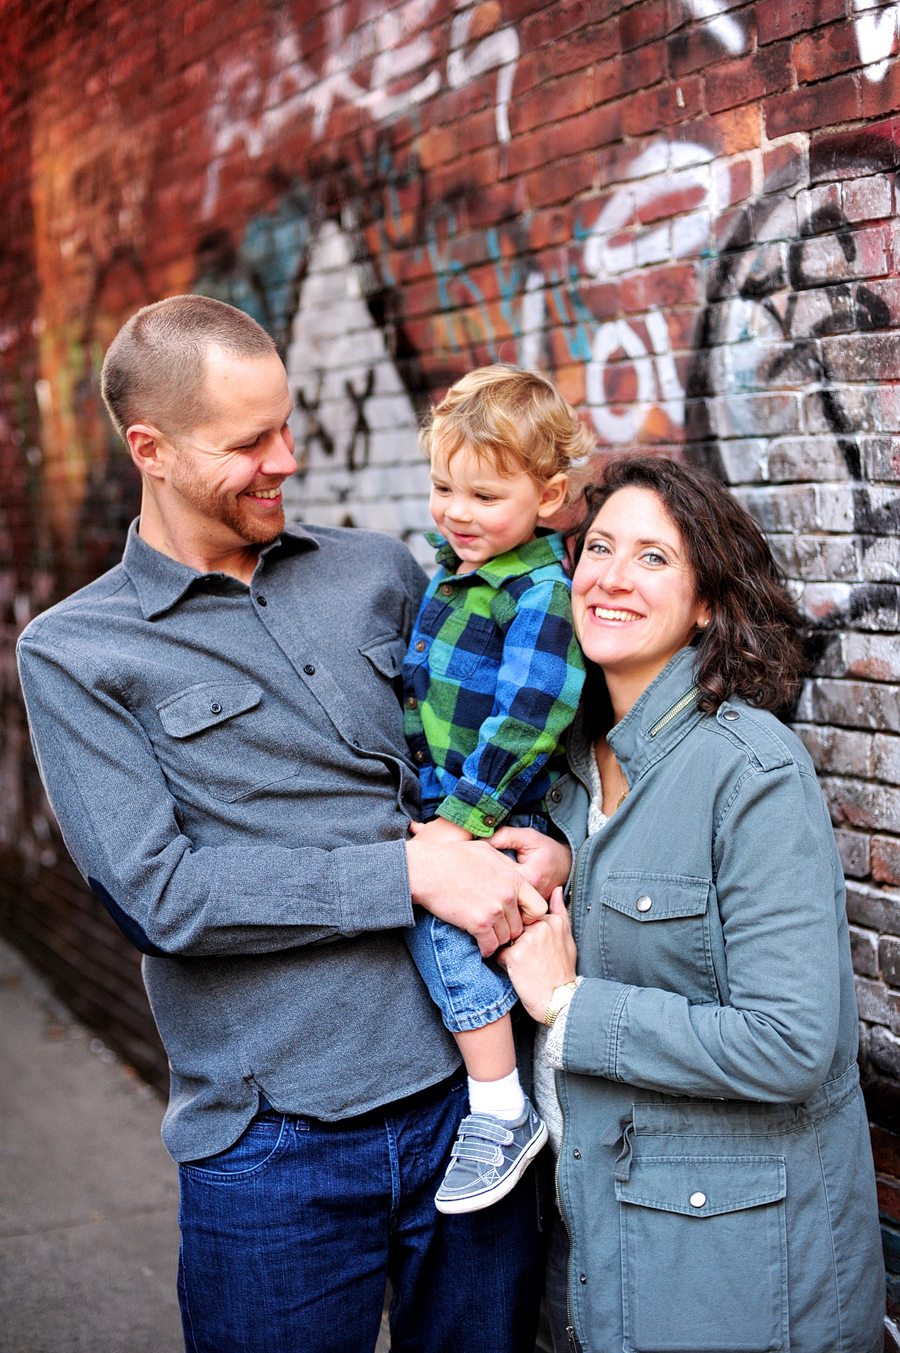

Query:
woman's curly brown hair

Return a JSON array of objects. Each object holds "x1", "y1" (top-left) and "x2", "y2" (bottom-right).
[{"x1": 568, "y1": 455, "x2": 807, "y2": 718}]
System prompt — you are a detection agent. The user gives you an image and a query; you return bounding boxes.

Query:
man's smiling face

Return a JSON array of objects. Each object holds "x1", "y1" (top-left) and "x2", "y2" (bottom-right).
[{"x1": 164, "y1": 346, "x2": 297, "y2": 551}]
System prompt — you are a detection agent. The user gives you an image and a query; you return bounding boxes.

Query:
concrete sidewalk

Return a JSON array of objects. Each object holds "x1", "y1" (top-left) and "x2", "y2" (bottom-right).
[{"x1": 0, "y1": 935, "x2": 182, "y2": 1353}]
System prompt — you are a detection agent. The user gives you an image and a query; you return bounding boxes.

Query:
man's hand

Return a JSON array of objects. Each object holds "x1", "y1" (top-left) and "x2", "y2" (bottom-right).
[
  {"x1": 488, "y1": 826, "x2": 572, "y2": 899},
  {"x1": 407, "y1": 818, "x2": 473, "y2": 845},
  {"x1": 405, "y1": 836, "x2": 548, "y2": 957},
  {"x1": 496, "y1": 888, "x2": 578, "y2": 1023}
]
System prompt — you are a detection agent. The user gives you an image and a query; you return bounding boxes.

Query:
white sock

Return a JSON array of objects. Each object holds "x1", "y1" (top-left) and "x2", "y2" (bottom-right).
[{"x1": 467, "y1": 1068, "x2": 526, "y2": 1122}]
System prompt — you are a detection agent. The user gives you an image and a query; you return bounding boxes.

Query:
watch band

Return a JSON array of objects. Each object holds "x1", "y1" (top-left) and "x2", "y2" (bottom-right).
[{"x1": 544, "y1": 980, "x2": 578, "y2": 1027}]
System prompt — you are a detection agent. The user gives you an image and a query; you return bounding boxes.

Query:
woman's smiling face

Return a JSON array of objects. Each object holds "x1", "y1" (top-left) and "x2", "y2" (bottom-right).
[{"x1": 571, "y1": 485, "x2": 710, "y2": 696}]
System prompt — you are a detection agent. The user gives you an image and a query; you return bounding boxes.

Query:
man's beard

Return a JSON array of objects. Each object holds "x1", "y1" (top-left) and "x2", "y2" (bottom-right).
[{"x1": 171, "y1": 454, "x2": 285, "y2": 547}]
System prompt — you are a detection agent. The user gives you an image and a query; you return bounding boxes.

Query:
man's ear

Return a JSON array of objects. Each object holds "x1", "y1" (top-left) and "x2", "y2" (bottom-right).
[
  {"x1": 536, "y1": 472, "x2": 569, "y2": 519},
  {"x1": 126, "y1": 424, "x2": 170, "y2": 481}
]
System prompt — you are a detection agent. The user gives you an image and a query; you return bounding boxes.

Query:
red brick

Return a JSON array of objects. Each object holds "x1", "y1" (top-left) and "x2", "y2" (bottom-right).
[
  {"x1": 795, "y1": 22, "x2": 868, "y2": 85},
  {"x1": 522, "y1": 0, "x2": 596, "y2": 49},
  {"x1": 527, "y1": 154, "x2": 596, "y2": 208},
  {"x1": 706, "y1": 43, "x2": 794, "y2": 114},
  {"x1": 878, "y1": 1174, "x2": 900, "y2": 1225},
  {"x1": 810, "y1": 118, "x2": 900, "y2": 181},
  {"x1": 533, "y1": 21, "x2": 619, "y2": 83},
  {"x1": 509, "y1": 66, "x2": 595, "y2": 136},
  {"x1": 873, "y1": 836, "x2": 900, "y2": 886},
  {"x1": 872, "y1": 1125, "x2": 900, "y2": 1178},
  {"x1": 596, "y1": 38, "x2": 665, "y2": 101},
  {"x1": 757, "y1": 0, "x2": 847, "y2": 45},
  {"x1": 621, "y1": 74, "x2": 703, "y2": 134},
  {"x1": 668, "y1": 17, "x2": 751, "y2": 78},
  {"x1": 619, "y1": 0, "x2": 670, "y2": 52},
  {"x1": 764, "y1": 140, "x2": 805, "y2": 190},
  {"x1": 862, "y1": 59, "x2": 900, "y2": 119},
  {"x1": 765, "y1": 72, "x2": 863, "y2": 137},
  {"x1": 507, "y1": 102, "x2": 623, "y2": 174}
]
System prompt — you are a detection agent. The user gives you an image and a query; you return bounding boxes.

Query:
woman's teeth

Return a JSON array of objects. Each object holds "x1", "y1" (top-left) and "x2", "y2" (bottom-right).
[{"x1": 592, "y1": 606, "x2": 642, "y2": 622}]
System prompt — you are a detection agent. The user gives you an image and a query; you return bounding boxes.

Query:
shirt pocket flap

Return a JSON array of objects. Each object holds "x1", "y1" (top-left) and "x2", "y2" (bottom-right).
[
  {"x1": 616, "y1": 1155, "x2": 787, "y2": 1217},
  {"x1": 600, "y1": 871, "x2": 710, "y2": 922},
  {"x1": 157, "y1": 682, "x2": 263, "y2": 738},
  {"x1": 359, "y1": 634, "x2": 407, "y2": 679}
]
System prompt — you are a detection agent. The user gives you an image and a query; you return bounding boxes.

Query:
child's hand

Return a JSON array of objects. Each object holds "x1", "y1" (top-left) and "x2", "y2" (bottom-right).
[
  {"x1": 489, "y1": 826, "x2": 571, "y2": 899},
  {"x1": 408, "y1": 818, "x2": 474, "y2": 845}
]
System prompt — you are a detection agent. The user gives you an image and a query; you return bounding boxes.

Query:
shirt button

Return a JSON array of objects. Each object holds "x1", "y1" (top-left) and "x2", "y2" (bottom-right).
[
  {"x1": 304, "y1": 664, "x2": 316, "y2": 676},
  {"x1": 635, "y1": 895, "x2": 652, "y2": 913},
  {"x1": 209, "y1": 701, "x2": 223, "y2": 715},
  {"x1": 414, "y1": 750, "x2": 426, "y2": 763},
  {"x1": 689, "y1": 1192, "x2": 707, "y2": 1208},
  {"x1": 573, "y1": 1149, "x2": 581, "y2": 1159},
  {"x1": 723, "y1": 709, "x2": 739, "y2": 721},
  {"x1": 415, "y1": 640, "x2": 426, "y2": 653},
  {"x1": 483, "y1": 814, "x2": 497, "y2": 827},
  {"x1": 257, "y1": 595, "x2": 267, "y2": 606},
  {"x1": 406, "y1": 696, "x2": 418, "y2": 709},
  {"x1": 440, "y1": 583, "x2": 453, "y2": 596}
]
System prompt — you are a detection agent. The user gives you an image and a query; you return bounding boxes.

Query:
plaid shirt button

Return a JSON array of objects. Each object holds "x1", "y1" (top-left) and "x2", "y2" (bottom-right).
[
  {"x1": 406, "y1": 696, "x2": 418, "y2": 709},
  {"x1": 483, "y1": 814, "x2": 497, "y2": 827},
  {"x1": 414, "y1": 750, "x2": 426, "y2": 763},
  {"x1": 415, "y1": 640, "x2": 426, "y2": 652},
  {"x1": 440, "y1": 583, "x2": 454, "y2": 596}
]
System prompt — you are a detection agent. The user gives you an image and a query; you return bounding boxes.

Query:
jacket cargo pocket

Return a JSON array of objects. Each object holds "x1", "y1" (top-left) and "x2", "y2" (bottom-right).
[
  {"x1": 617, "y1": 1154, "x2": 788, "y2": 1353},
  {"x1": 157, "y1": 681, "x2": 302, "y2": 802},
  {"x1": 598, "y1": 871, "x2": 719, "y2": 1004}
]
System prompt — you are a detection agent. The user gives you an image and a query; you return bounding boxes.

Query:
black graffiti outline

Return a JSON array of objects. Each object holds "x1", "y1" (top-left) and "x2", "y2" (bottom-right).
[{"x1": 344, "y1": 367, "x2": 375, "y2": 474}]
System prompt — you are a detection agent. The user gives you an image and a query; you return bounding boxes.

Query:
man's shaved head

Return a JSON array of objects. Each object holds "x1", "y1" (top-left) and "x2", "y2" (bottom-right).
[{"x1": 101, "y1": 295, "x2": 277, "y2": 441}]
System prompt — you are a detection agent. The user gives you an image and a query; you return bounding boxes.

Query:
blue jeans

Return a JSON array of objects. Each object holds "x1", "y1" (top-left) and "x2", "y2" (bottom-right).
[
  {"x1": 177, "y1": 1074, "x2": 543, "y2": 1352},
  {"x1": 405, "y1": 813, "x2": 548, "y2": 1033}
]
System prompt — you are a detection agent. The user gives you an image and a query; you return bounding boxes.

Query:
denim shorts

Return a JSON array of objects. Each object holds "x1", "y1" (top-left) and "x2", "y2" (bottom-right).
[{"x1": 405, "y1": 812, "x2": 547, "y2": 1034}]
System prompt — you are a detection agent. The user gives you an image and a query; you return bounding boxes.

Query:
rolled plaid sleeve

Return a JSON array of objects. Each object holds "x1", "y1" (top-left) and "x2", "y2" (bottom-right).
[{"x1": 436, "y1": 578, "x2": 585, "y2": 836}]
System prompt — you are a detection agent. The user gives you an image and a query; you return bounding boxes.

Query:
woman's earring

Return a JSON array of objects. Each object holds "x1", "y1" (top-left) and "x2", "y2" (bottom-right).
[{"x1": 700, "y1": 618, "x2": 711, "y2": 627}]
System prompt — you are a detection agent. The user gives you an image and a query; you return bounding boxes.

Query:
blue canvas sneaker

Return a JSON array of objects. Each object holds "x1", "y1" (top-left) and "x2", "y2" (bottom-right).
[{"x1": 434, "y1": 1100, "x2": 548, "y2": 1214}]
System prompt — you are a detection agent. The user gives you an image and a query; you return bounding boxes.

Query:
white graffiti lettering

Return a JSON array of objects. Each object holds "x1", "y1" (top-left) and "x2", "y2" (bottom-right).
[
  {"x1": 853, "y1": 0, "x2": 900, "y2": 81},
  {"x1": 203, "y1": 3, "x2": 519, "y2": 217}
]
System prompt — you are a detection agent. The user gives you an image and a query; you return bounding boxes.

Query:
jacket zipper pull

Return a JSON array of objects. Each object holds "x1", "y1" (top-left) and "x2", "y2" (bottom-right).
[{"x1": 566, "y1": 1325, "x2": 578, "y2": 1352}]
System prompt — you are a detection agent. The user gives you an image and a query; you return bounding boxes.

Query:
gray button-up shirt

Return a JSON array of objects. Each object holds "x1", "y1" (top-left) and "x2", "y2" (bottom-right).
[{"x1": 17, "y1": 521, "x2": 459, "y2": 1161}]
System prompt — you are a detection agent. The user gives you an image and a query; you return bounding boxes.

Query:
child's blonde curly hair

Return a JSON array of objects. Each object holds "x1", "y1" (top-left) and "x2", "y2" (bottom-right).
[{"x1": 421, "y1": 365, "x2": 596, "y2": 487}]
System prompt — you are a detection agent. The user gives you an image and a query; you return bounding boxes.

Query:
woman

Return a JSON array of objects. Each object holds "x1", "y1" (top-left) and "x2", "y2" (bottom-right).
[{"x1": 499, "y1": 456, "x2": 885, "y2": 1353}]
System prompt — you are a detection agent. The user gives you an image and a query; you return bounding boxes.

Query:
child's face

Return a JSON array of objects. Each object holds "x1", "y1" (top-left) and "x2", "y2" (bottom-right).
[{"x1": 429, "y1": 441, "x2": 565, "y2": 573}]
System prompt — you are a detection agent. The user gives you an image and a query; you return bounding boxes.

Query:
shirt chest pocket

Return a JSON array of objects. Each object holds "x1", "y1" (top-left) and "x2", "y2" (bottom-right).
[
  {"x1": 156, "y1": 681, "x2": 302, "y2": 803},
  {"x1": 426, "y1": 608, "x2": 498, "y2": 682},
  {"x1": 596, "y1": 871, "x2": 719, "y2": 1004}
]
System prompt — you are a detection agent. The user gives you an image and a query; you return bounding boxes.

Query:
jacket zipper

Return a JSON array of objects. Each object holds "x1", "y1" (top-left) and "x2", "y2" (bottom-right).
[{"x1": 647, "y1": 685, "x2": 699, "y2": 738}]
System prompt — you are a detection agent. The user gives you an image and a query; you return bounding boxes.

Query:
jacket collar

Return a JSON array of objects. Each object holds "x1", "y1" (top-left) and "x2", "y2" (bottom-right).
[
  {"x1": 606, "y1": 647, "x2": 703, "y2": 783},
  {"x1": 122, "y1": 519, "x2": 319, "y2": 620},
  {"x1": 427, "y1": 528, "x2": 567, "y2": 588}
]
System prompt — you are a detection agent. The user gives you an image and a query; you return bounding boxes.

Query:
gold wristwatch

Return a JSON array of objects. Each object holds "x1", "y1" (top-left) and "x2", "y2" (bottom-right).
[{"x1": 544, "y1": 980, "x2": 578, "y2": 1027}]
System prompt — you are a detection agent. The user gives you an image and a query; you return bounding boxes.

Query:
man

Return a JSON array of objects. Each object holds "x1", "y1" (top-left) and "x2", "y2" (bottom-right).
[{"x1": 17, "y1": 296, "x2": 564, "y2": 1352}]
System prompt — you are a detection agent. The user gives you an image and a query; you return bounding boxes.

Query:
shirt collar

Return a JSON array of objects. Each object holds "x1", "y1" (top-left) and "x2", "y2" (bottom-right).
[
  {"x1": 427, "y1": 528, "x2": 568, "y2": 587},
  {"x1": 122, "y1": 519, "x2": 320, "y2": 620},
  {"x1": 607, "y1": 647, "x2": 703, "y2": 780}
]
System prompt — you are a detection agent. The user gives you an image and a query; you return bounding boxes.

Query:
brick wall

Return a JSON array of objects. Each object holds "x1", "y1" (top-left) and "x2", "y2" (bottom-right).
[{"x1": 1, "y1": 0, "x2": 898, "y2": 1323}]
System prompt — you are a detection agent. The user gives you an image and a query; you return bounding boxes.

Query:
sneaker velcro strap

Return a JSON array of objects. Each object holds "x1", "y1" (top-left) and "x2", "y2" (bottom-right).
[
  {"x1": 451, "y1": 1139, "x2": 504, "y2": 1165},
  {"x1": 456, "y1": 1114, "x2": 515, "y2": 1145}
]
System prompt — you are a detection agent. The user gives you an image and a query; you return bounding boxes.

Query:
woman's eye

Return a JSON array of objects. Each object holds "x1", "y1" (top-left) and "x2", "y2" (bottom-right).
[
  {"x1": 643, "y1": 550, "x2": 668, "y2": 566},
  {"x1": 587, "y1": 541, "x2": 610, "y2": 555}
]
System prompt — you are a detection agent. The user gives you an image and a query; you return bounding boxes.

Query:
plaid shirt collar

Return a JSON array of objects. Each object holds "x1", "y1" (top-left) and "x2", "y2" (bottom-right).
[{"x1": 427, "y1": 528, "x2": 568, "y2": 587}]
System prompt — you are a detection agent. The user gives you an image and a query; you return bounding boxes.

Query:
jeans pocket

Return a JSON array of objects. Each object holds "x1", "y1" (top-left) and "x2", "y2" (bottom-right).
[
  {"x1": 617, "y1": 1154, "x2": 788, "y2": 1353},
  {"x1": 180, "y1": 1115, "x2": 292, "y2": 1185}
]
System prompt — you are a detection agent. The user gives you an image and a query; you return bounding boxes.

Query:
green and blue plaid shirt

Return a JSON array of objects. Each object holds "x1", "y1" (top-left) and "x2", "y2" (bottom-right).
[{"x1": 402, "y1": 530, "x2": 586, "y2": 838}]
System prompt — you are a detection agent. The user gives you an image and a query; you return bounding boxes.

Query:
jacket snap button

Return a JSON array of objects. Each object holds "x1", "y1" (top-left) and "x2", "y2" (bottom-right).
[
  {"x1": 573, "y1": 1149, "x2": 581, "y2": 1159},
  {"x1": 689, "y1": 1191, "x2": 707, "y2": 1208},
  {"x1": 635, "y1": 895, "x2": 652, "y2": 912},
  {"x1": 209, "y1": 701, "x2": 223, "y2": 715},
  {"x1": 579, "y1": 1273, "x2": 587, "y2": 1284},
  {"x1": 415, "y1": 640, "x2": 426, "y2": 652},
  {"x1": 723, "y1": 710, "x2": 739, "y2": 721},
  {"x1": 550, "y1": 788, "x2": 562, "y2": 803},
  {"x1": 440, "y1": 583, "x2": 453, "y2": 596},
  {"x1": 256, "y1": 595, "x2": 267, "y2": 606},
  {"x1": 304, "y1": 664, "x2": 316, "y2": 676}
]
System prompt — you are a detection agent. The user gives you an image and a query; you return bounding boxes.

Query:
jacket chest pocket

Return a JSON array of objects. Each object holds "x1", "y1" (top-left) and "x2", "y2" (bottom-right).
[
  {"x1": 157, "y1": 681, "x2": 302, "y2": 803},
  {"x1": 596, "y1": 871, "x2": 719, "y2": 1004},
  {"x1": 617, "y1": 1154, "x2": 788, "y2": 1352}
]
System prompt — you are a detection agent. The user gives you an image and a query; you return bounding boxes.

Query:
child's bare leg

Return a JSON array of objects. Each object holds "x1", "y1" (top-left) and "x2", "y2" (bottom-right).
[{"x1": 454, "y1": 1013, "x2": 525, "y2": 1121}]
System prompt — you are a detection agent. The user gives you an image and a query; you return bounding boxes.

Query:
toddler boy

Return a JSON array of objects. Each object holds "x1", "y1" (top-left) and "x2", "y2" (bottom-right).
[{"x1": 403, "y1": 365, "x2": 591, "y2": 1214}]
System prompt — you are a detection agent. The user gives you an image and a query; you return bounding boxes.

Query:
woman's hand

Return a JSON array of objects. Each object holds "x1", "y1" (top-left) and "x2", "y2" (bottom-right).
[
  {"x1": 488, "y1": 826, "x2": 572, "y2": 898},
  {"x1": 496, "y1": 887, "x2": 578, "y2": 1023}
]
